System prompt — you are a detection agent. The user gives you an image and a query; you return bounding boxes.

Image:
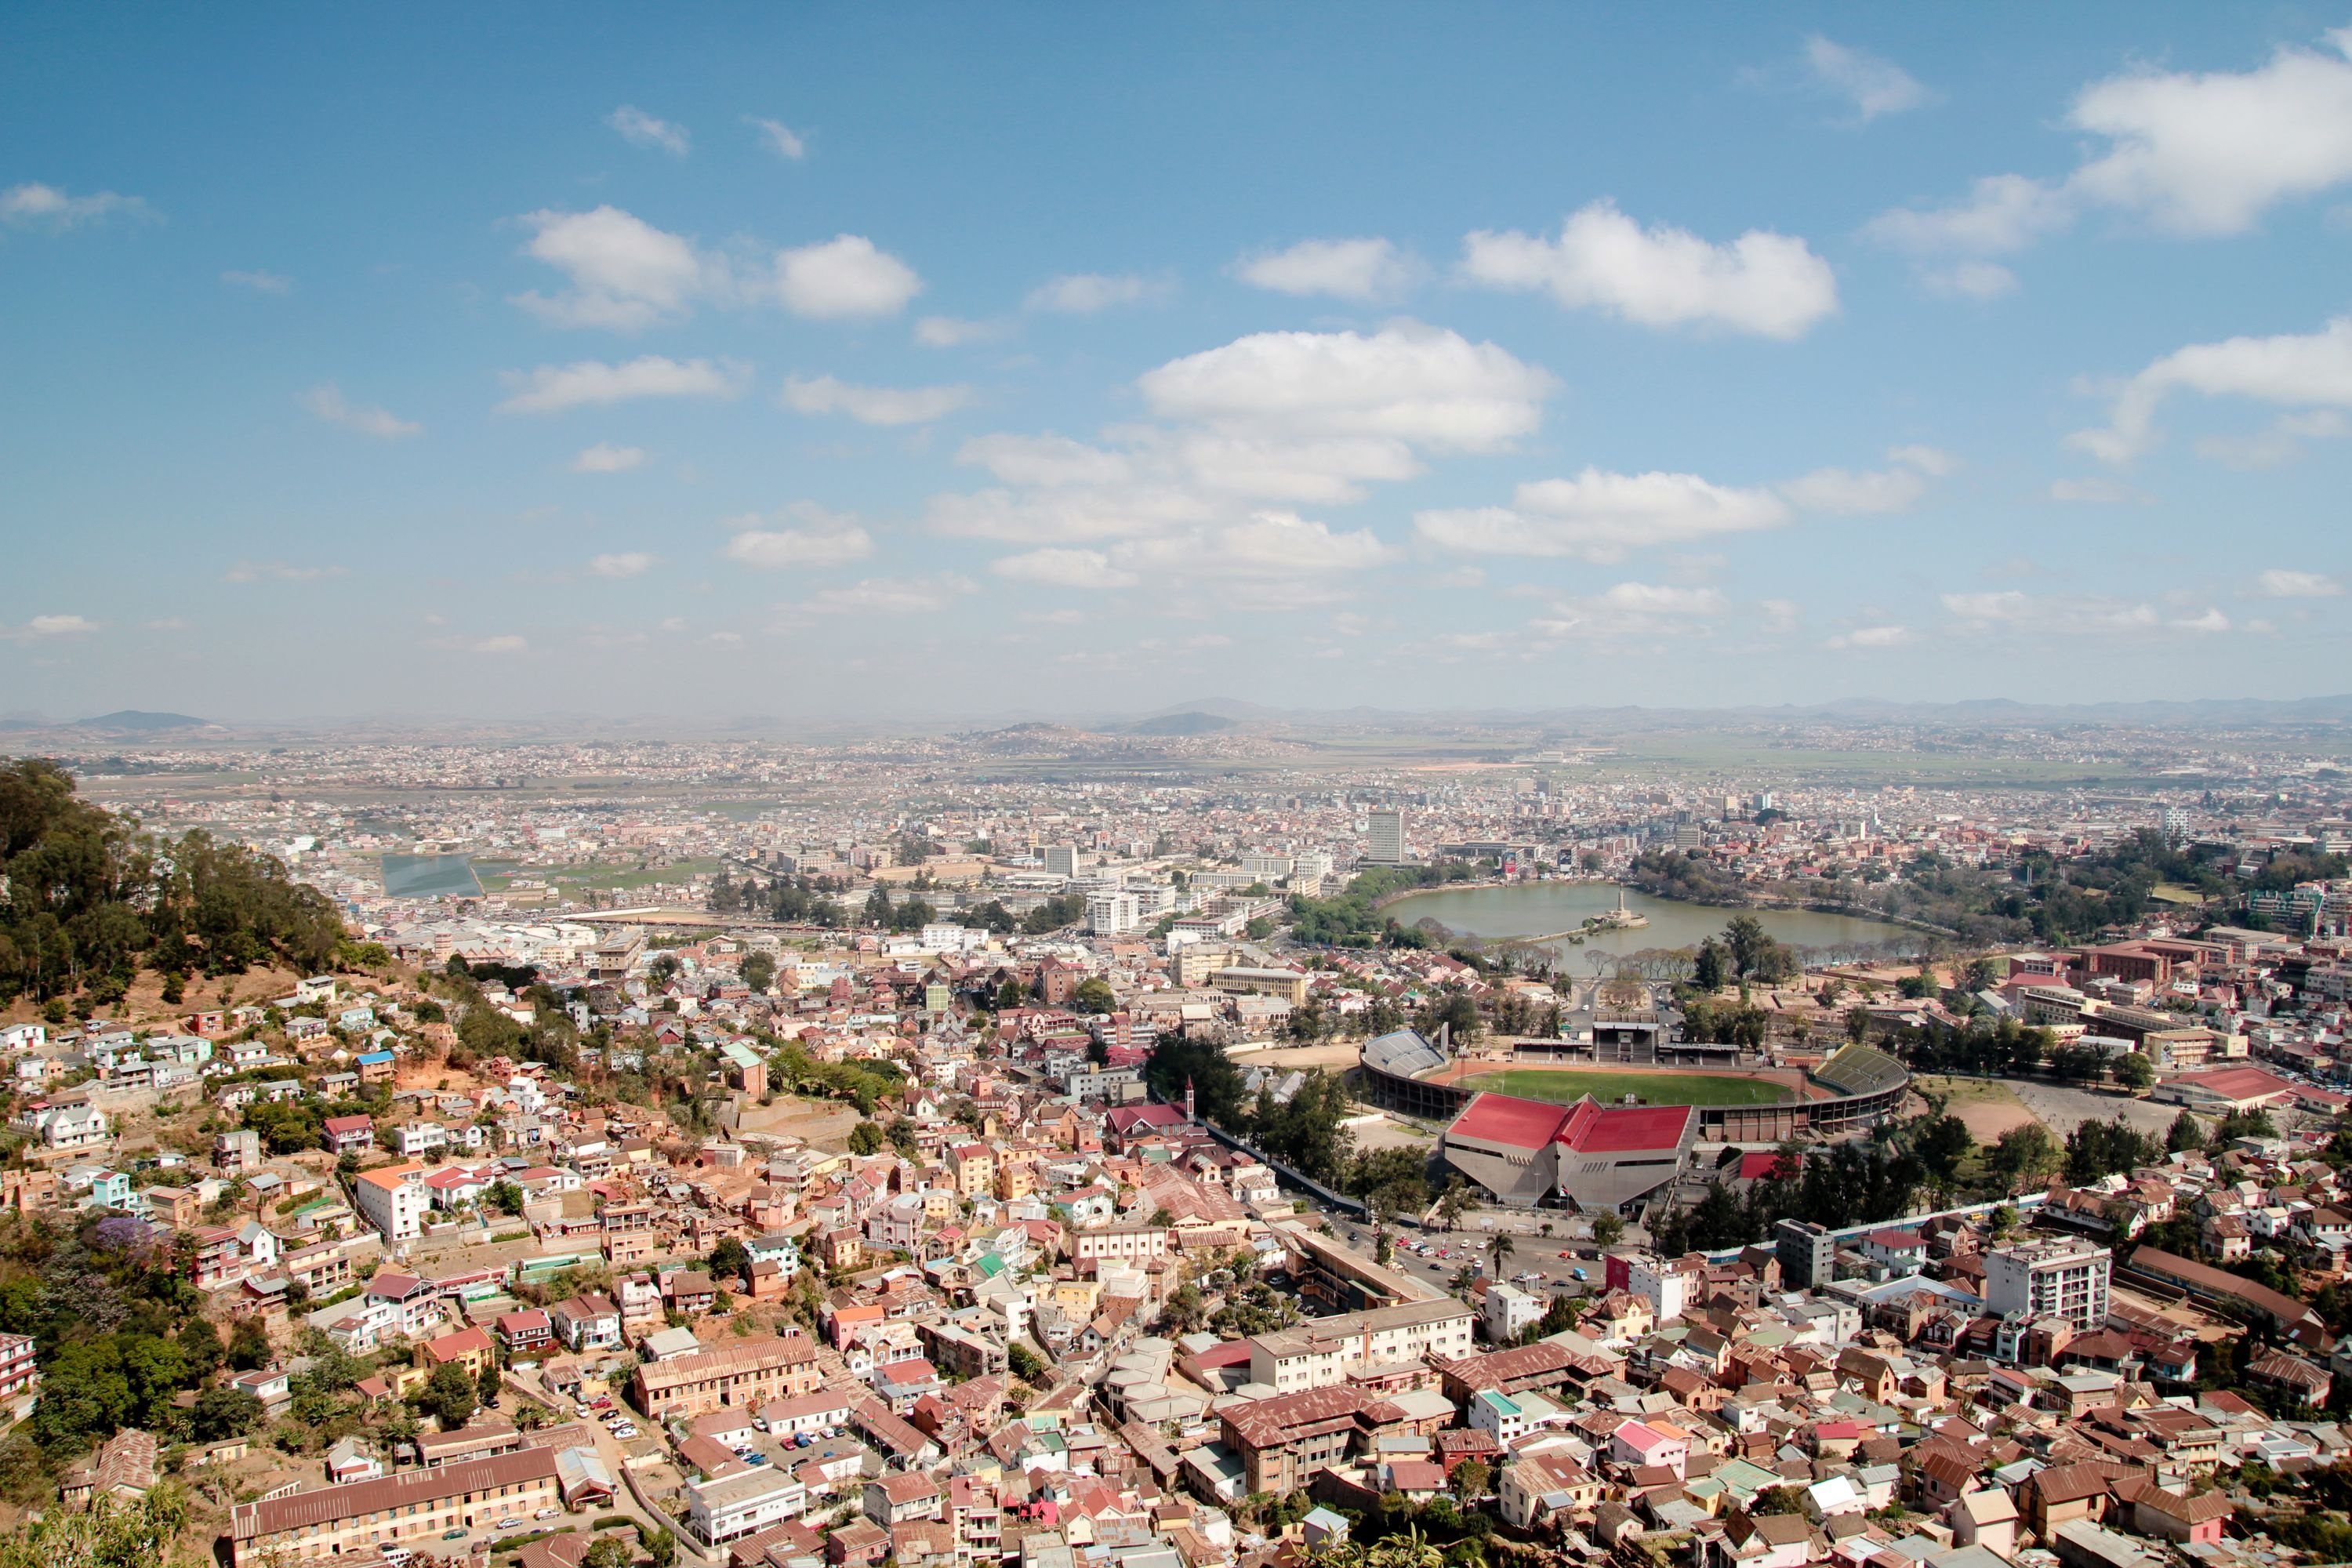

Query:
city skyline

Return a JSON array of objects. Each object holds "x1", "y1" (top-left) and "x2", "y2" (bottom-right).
[{"x1": 9, "y1": 6, "x2": 2352, "y2": 719}]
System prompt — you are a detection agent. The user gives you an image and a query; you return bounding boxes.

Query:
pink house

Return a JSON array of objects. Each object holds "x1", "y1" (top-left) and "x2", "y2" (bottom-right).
[{"x1": 1609, "y1": 1419, "x2": 1690, "y2": 1479}]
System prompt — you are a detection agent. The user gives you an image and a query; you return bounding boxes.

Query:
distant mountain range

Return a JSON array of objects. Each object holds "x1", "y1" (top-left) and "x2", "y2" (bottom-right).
[{"x1": 0, "y1": 710, "x2": 216, "y2": 735}]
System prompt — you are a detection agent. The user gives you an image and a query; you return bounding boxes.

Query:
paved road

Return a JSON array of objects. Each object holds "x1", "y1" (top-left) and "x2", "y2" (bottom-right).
[{"x1": 503, "y1": 1368, "x2": 718, "y2": 1566}]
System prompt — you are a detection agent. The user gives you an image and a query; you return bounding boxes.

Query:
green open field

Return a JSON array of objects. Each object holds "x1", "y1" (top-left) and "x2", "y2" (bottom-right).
[{"x1": 1460, "y1": 1068, "x2": 1792, "y2": 1107}]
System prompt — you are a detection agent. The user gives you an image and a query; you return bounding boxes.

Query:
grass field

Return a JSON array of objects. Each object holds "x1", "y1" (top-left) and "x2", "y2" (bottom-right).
[{"x1": 1461, "y1": 1068, "x2": 1791, "y2": 1107}]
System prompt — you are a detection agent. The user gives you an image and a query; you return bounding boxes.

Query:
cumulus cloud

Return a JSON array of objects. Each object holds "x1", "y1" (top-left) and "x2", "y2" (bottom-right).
[
  {"x1": 511, "y1": 206, "x2": 712, "y2": 329},
  {"x1": 2252, "y1": 568, "x2": 2343, "y2": 598},
  {"x1": 471, "y1": 634, "x2": 528, "y2": 654},
  {"x1": 1461, "y1": 200, "x2": 1838, "y2": 339},
  {"x1": 780, "y1": 375, "x2": 973, "y2": 426},
  {"x1": 1138, "y1": 320, "x2": 1555, "y2": 451},
  {"x1": 1867, "y1": 27, "x2": 2352, "y2": 291},
  {"x1": 1825, "y1": 624, "x2": 1913, "y2": 649},
  {"x1": 990, "y1": 548, "x2": 1141, "y2": 590},
  {"x1": 497, "y1": 356, "x2": 750, "y2": 414},
  {"x1": 1235, "y1": 238, "x2": 1421, "y2": 302},
  {"x1": 1025, "y1": 273, "x2": 1170, "y2": 314},
  {"x1": 720, "y1": 503, "x2": 877, "y2": 569},
  {"x1": 2195, "y1": 409, "x2": 2352, "y2": 470},
  {"x1": 222, "y1": 269, "x2": 291, "y2": 293},
  {"x1": 2, "y1": 613, "x2": 101, "y2": 643},
  {"x1": 298, "y1": 383, "x2": 421, "y2": 439},
  {"x1": 777, "y1": 234, "x2": 923, "y2": 318},
  {"x1": 914, "y1": 315, "x2": 1014, "y2": 348},
  {"x1": 746, "y1": 116, "x2": 807, "y2": 159},
  {"x1": 510, "y1": 206, "x2": 920, "y2": 327},
  {"x1": 0, "y1": 183, "x2": 155, "y2": 229},
  {"x1": 2068, "y1": 28, "x2": 2352, "y2": 236},
  {"x1": 572, "y1": 442, "x2": 648, "y2": 473},
  {"x1": 2070, "y1": 315, "x2": 2352, "y2": 463},
  {"x1": 1415, "y1": 468, "x2": 1789, "y2": 562},
  {"x1": 607, "y1": 105, "x2": 689, "y2": 156},
  {"x1": 1802, "y1": 36, "x2": 1932, "y2": 122},
  {"x1": 587, "y1": 552, "x2": 655, "y2": 579},
  {"x1": 791, "y1": 575, "x2": 977, "y2": 616}
]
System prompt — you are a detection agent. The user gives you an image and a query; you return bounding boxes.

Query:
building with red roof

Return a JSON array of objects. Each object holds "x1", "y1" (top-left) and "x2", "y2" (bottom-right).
[{"x1": 1439, "y1": 1091, "x2": 1697, "y2": 1211}]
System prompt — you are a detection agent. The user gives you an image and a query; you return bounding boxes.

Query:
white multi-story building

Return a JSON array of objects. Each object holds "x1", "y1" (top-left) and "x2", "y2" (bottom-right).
[
  {"x1": 1626, "y1": 1253, "x2": 1704, "y2": 1323},
  {"x1": 1366, "y1": 809, "x2": 1406, "y2": 866},
  {"x1": 1042, "y1": 844, "x2": 1079, "y2": 879},
  {"x1": 1241, "y1": 852, "x2": 1294, "y2": 882},
  {"x1": 1985, "y1": 1236, "x2": 2111, "y2": 1329},
  {"x1": 1086, "y1": 891, "x2": 1139, "y2": 936},
  {"x1": 1248, "y1": 1297, "x2": 1477, "y2": 1392},
  {"x1": 1484, "y1": 1281, "x2": 1543, "y2": 1343},
  {"x1": 354, "y1": 1162, "x2": 430, "y2": 1243}
]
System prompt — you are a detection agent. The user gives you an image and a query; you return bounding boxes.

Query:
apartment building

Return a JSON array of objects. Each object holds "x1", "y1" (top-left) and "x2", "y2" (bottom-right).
[
  {"x1": 354, "y1": 1163, "x2": 429, "y2": 1243},
  {"x1": 0, "y1": 1333, "x2": 39, "y2": 1403},
  {"x1": 228, "y1": 1448, "x2": 561, "y2": 1564},
  {"x1": 1066, "y1": 1225, "x2": 1170, "y2": 1267},
  {"x1": 630, "y1": 1334, "x2": 827, "y2": 1419},
  {"x1": 1247, "y1": 1297, "x2": 1478, "y2": 1392},
  {"x1": 1985, "y1": 1236, "x2": 2111, "y2": 1330},
  {"x1": 685, "y1": 1465, "x2": 808, "y2": 1546}
]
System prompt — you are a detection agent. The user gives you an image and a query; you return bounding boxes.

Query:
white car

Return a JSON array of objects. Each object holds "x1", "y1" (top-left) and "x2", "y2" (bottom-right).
[{"x1": 535, "y1": 1508, "x2": 560, "y2": 1520}]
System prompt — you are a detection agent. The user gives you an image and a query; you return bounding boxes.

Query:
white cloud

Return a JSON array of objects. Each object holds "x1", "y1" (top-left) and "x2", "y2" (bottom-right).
[
  {"x1": 1825, "y1": 624, "x2": 1912, "y2": 649},
  {"x1": 914, "y1": 315, "x2": 1014, "y2": 347},
  {"x1": 224, "y1": 561, "x2": 348, "y2": 583},
  {"x1": 958, "y1": 434, "x2": 1137, "y2": 489},
  {"x1": 1235, "y1": 238, "x2": 1420, "y2": 302},
  {"x1": 511, "y1": 206, "x2": 711, "y2": 330},
  {"x1": 1940, "y1": 590, "x2": 2227, "y2": 637},
  {"x1": 222, "y1": 269, "x2": 291, "y2": 293},
  {"x1": 2, "y1": 613, "x2": 101, "y2": 643},
  {"x1": 1866, "y1": 27, "x2": 2352, "y2": 295},
  {"x1": 2252, "y1": 568, "x2": 2343, "y2": 598},
  {"x1": 721, "y1": 503, "x2": 877, "y2": 569},
  {"x1": 1802, "y1": 35, "x2": 1931, "y2": 122},
  {"x1": 2070, "y1": 315, "x2": 2352, "y2": 463},
  {"x1": 1886, "y1": 444, "x2": 1962, "y2": 477},
  {"x1": 990, "y1": 548, "x2": 1140, "y2": 590},
  {"x1": 746, "y1": 116, "x2": 806, "y2": 159},
  {"x1": 607, "y1": 105, "x2": 689, "y2": 156},
  {"x1": 0, "y1": 183, "x2": 155, "y2": 229},
  {"x1": 1526, "y1": 583, "x2": 1729, "y2": 641},
  {"x1": 497, "y1": 356, "x2": 749, "y2": 415},
  {"x1": 511, "y1": 207, "x2": 919, "y2": 327},
  {"x1": 2068, "y1": 28, "x2": 2352, "y2": 235},
  {"x1": 775, "y1": 234, "x2": 923, "y2": 318},
  {"x1": 780, "y1": 375, "x2": 973, "y2": 426},
  {"x1": 1780, "y1": 446, "x2": 1953, "y2": 515},
  {"x1": 1025, "y1": 273, "x2": 1169, "y2": 314},
  {"x1": 793, "y1": 575, "x2": 977, "y2": 616},
  {"x1": 2195, "y1": 409, "x2": 2352, "y2": 470},
  {"x1": 1138, "y1": 320, "x2": 1555, "y2": 451},
  {"x1": 587, "y1": 552, "x2": 655, "y2": 579},
  {"x1": 2047, "y1": 477, "x2": 2147, "y2": 504},
  {"x1": 1415, "y1": 468, "x2": 1789, "y2": 561},
  {"x1": 572, "y1": 442, "x2": 648, "y2": 473},
  {"x1": 298, "y1": 383, "x2": 421, "y2": 439},
  {"x1": 1759, "y1": 598, "x2": 1802, "y2": 633},
  {"x1": 1922, "y1": 261, "x2": 2021, "y2": 300},
  {"x1": 1867, "y1": 173, "x2": 2074, "y2": 256},
  {"x1": 471, "y1": 634, "x2": 528, "y2": 654},
  {"x1": 1115, "y1": 511, "x2": 1396, "y2": 577},
  {"x1": 1461, "y1": 199, "x2": 1838, "y2": 339}
]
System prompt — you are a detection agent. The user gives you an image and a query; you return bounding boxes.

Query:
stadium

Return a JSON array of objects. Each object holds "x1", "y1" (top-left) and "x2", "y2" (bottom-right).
[{"x1": 1359, "y1": 1026, "x2": 1911, "y2": 1151}]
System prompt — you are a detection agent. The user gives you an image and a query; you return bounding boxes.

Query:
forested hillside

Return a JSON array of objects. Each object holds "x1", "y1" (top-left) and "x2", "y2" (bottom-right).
[{"x1": 0, "y1": 759, "x2": 344, "y2": 1008}]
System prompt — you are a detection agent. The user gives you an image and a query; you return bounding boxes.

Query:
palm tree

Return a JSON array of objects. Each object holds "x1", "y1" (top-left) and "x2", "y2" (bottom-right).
[
  {"x1": 1369, "y1": 1524, "x2": 1443, "y2": 1568},
  {"x1": 1489, "y1": 1232, "x2": 1515, "y2": 1276}
]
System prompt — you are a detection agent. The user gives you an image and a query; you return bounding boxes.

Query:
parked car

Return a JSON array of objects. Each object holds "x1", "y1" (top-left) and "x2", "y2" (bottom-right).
[{"x1": 534, "y1": 1508, "x2": 560, "y2": 1520}]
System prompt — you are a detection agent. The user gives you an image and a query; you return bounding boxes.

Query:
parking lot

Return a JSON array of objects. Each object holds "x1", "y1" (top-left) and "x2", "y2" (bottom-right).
[{"x1": 1331, "y1": 1217, "x2": 1595, "y2": 1300}]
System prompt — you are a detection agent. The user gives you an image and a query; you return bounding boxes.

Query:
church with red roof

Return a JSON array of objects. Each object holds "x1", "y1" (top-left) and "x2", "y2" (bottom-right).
[{"x1": 1440, "y1": 1091, "x2": 1698, "y2": 1211}]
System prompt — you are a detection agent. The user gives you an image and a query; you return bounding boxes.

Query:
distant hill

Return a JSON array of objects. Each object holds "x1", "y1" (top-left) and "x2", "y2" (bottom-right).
[
  {"x1": 1122, "y1": 710, "x2": 1239, "y2": 736},
  {"x1": 74, "y1": 710, "x2": 212, "y2": 732}
]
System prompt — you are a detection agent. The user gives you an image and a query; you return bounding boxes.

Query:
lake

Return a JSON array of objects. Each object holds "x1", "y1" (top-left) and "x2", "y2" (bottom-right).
[
  {"x1": 380, "y1": 854, "x2": 484, "y2": 898},
  {"x1": 1380, "y1": 880, "x2": 1921, "y2": 964}
]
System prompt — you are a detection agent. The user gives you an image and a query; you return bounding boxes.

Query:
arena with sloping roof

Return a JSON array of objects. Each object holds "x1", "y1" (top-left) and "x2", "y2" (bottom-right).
[{"x1": 1441, "y1": 1091, "x2": 1699, "y2": 1210}]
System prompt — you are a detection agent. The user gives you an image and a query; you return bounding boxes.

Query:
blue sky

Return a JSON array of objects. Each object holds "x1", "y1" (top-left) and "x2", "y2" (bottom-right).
[{"x1": 6, "y1": 5, "x2": 2352, "y2": 721}]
